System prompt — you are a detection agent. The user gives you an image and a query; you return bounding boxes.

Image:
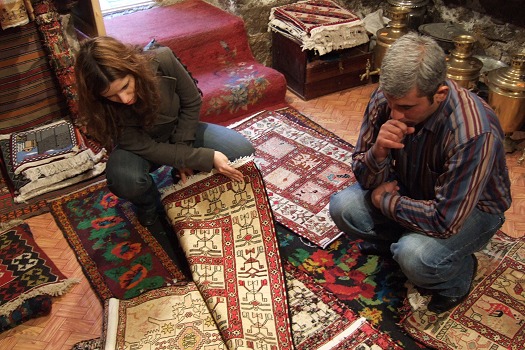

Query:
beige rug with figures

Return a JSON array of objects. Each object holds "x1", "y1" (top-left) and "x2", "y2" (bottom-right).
[
  {"x1": 159, "y1": 158, "x2": 293, "y2": 350},
  {"x1": 401, "y1": 231, "x2": 525, "y2": 350}
]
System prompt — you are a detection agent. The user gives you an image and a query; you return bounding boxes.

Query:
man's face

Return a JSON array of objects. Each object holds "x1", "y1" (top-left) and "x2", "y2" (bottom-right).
[{"x1": 384, "y1": 85, "x2": 448, "y2": 126}]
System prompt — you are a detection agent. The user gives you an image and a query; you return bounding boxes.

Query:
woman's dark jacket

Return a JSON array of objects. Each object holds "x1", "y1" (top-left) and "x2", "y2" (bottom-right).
[{"x1": 117, "y1": 46, "x2": 215, "y2": 172}]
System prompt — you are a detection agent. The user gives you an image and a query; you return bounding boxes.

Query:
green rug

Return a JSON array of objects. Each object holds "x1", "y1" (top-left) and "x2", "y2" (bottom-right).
[{"x1": 49, "y1": 168, "x2": 188, "y2": 301}]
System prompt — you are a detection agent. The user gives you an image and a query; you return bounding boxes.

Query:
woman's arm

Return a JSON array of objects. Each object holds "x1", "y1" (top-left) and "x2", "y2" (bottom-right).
[{"x1": 156, "y1": 47, "x2": 202, "y2": 143}]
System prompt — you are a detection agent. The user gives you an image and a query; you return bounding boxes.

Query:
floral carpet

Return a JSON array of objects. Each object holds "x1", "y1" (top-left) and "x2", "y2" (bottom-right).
[
  {"x1": 276, "y1": 222, "x2": 424, "y2": 349},
  {"x1": 49, "y1": 178, "x2": 187, "y2": 301}
]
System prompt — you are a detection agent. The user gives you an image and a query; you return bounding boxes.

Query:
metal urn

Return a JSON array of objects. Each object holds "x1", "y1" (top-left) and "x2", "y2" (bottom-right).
[
  {"x1": 360, "y1": 7, "x2": 410, "y2": 81},
  {"x1": 386, "y1": 0, "x2": 428, "y2": 30},
  {"x1": 374, "y1": 7, "x2": 411, "y2": 71},
  {"x1": 486, "y1": 54, "x2": 525, "y2": 153},
  {"x1": 446, "y1": 35, "x2": 483, "y2": 90},
  {"x1": 418, "y1": 22, "x2": 471, "y2": 53}
]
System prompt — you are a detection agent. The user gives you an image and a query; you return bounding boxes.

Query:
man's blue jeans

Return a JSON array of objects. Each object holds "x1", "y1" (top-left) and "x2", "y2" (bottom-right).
[
  {"x1": 105, "y1": 122, "x2": 255, "y2": 211},
  {"x1": 329, "y1": 183, "x2": 505, "y2": 298}
]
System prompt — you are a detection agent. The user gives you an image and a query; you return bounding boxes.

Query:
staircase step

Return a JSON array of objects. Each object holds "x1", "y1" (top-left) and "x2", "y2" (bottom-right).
[{"x1": 104, "y1": 0, "x2": 286, "y2": 124}]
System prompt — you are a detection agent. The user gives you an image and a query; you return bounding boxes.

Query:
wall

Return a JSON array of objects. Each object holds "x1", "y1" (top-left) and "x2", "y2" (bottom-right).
[{"x1": 163, "y1": 0, "x2": 524, "y2": 67}]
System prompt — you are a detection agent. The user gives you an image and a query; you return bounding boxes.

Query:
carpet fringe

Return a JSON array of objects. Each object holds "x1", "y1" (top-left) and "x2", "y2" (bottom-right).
[
  {"x1": 0, "y1": 278, "x2": 80, "y2": 317},
  {"x1": 22, "y1": 148, "x2": 106, "y2": 181},
  {"x1": 317, "y1": 316, "x2": 367, "y2": 350},
  {"x1": 160, "y1": 155, "x2": 255, "y2": 199},
  {"x1": 14, "y1": 163, "x2": 106, "y2": 203},
  {"x1": 268, "y1": 0, "x2": 369, "y2": 56},
  {"x1": 226, "y1": 110, "x2": 268, "y2": 129},
  {"x1": 18, "y1": 150, "x2": 106, "y2": 198},
  {"x1": 0, "y1": 219, "x2": 25, "y2": 232}
]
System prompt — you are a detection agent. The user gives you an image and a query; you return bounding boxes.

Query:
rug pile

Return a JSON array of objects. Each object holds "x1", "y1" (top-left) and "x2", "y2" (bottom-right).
[
  {"x1": 52, "y1": 155, "x2": 399, "y2": 349},
  {"x1": 0, "y1": 119, "x2": 106, "y2": 203}
]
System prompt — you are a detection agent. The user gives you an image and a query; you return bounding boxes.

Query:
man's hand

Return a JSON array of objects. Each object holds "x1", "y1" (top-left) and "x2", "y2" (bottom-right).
[
  {"x1": 213, "y1": 151, "x2": 244, "y2": 182},
  {"x1": 372, "y1": 120, "x2": 415, "y2": 162},
  {"x1": 371, "y1": 180, "x2": 400, "y2": 209}
]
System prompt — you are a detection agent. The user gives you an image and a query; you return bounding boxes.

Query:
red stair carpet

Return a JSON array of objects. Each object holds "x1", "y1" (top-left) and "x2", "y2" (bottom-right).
[{"x1": 104, "y1": 0, "x2": 287, "y2": 125}]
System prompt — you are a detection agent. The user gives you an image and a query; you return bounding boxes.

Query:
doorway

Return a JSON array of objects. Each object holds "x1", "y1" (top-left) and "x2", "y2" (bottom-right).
[{"x1": 99, "y1": 0, "x2": 155, "y2": 15}]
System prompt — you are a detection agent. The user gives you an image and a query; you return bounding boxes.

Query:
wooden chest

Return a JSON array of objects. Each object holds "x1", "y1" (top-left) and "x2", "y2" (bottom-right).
[{"x1": 271, "y1": 31, "x2": 372, "y2": 100}]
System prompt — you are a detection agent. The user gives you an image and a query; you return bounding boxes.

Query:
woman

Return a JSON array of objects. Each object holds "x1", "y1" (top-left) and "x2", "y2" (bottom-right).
[{"x1": 74, "y1": 36, "x2": 255, "y2": 226}]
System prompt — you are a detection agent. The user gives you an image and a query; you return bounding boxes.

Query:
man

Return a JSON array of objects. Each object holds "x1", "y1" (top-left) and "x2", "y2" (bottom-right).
[{"x1": 329, "y1": 32, "x2": 511, "y2": 314}]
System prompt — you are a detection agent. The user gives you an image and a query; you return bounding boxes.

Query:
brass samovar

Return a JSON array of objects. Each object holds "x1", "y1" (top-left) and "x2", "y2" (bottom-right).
[
  {"x1": 446, "y1": 35, "x2": 483, "y2": 90},
  {"x1": 360, "y1": 6, "x2": 410, "y2": 80},
  {"x1": 486, "y1": 53, "x2": 525, "y2": 159},
  {"x1": 387, "y1": 0, "x2": 428, "y2": 30}
]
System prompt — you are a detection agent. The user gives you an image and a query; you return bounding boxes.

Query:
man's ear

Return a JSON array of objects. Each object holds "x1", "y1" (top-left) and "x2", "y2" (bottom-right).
[{"x1": 434, "y1": 85, "x2": 449, "y2": 103}]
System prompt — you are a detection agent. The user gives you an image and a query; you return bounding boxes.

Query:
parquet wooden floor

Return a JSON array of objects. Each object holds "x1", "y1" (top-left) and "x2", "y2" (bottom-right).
[{"x1": 1, "y1": 85, "x2": 524, "y2": 349}]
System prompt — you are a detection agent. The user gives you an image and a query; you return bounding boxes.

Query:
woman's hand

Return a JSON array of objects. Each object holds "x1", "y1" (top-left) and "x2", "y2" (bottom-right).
[
  {"x1": 177, "y1": 168, "x2": 194, "y2": 184},
  {"x1": 213, "y1": 151, "x2": 244, "y2": 182}
]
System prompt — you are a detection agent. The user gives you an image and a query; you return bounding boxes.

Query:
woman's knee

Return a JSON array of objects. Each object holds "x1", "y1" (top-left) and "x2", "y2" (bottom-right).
[
  {"x1": 233, "y1": 136, "x2": 255, "y2": 158},
  {"x1": 106, "y1": 151, "x2": 152, "y2": 199},
  {"x1": 197, "y1": 123, "x2": 254, "y2": 159}
]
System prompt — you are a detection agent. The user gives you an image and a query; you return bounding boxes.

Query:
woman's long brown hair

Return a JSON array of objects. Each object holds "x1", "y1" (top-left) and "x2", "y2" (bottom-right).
[{"x1": 74, "y1": 36, "x2": 161, "y2": 147}]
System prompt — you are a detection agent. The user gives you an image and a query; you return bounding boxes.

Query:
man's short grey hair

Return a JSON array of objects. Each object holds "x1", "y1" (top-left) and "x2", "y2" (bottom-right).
[{"x1": 379, "y1": 32, "x2": 447, "y2": 99}]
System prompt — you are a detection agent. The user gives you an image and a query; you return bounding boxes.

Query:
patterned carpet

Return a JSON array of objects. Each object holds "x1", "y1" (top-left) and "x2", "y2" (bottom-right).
[
  {"x1": 35, "y1": 107, "x2": 525, "y2": 349},
  {"x1": 54, "y1": 158, "x2": 400, "y2": 349}
]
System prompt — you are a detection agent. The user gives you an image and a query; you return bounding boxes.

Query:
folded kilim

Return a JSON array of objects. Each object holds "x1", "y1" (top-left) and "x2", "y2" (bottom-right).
[{"x1": 269, "y1": 0, "x2": 369, "y2": 55}]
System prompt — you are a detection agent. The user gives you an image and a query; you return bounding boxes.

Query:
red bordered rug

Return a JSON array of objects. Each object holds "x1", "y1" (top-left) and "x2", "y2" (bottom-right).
[{"x1": 161, "y1": 158, "x2": 294, "y2": 349}]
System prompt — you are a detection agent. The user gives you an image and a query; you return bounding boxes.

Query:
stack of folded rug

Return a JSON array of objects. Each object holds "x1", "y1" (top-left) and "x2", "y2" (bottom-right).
[
  {"x1": 0, "y1": 10, "x2": 105, "y2": 205},
  {"x1": 0, "y1": 119, "x2": 106, "y2": 203},
  {"x1": 268, "y1": 0, "x2": 369, "y2": 55}
]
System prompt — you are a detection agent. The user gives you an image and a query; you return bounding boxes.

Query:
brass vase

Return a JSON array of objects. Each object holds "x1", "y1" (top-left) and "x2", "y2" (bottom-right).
[
  {"x1": 373, "y1": 6, "x2": 411, "y2": 71},
  {"x1": 446, "y1": 35, "x2": 483, "y2": 90},
  {"x1": 486, "y1": 54, "x2": 525, "y2": 153},
  {"x1": 386, "y1": 0, "x2": 428, "y2": 30}
]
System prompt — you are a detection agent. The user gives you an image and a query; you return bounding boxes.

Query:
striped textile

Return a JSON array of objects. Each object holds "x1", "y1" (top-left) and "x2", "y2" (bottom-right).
[{"x1": 0, "y1": 21, "x2": 69, "y2": 134}]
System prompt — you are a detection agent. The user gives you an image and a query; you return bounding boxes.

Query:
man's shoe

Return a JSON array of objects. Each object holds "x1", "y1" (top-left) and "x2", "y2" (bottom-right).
[
  {"x1": 427, "y1": 293, "x2": 470, "y2": 314},
  {"x1": 357, "y1": 241, "x2": 391, "y2": 256},
  {"x1": 427, "y1": 254, "x2": 478, "y2": 314},
  {"x1": 137, "y1": 207, "x2": 158, "y2": 227}
]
